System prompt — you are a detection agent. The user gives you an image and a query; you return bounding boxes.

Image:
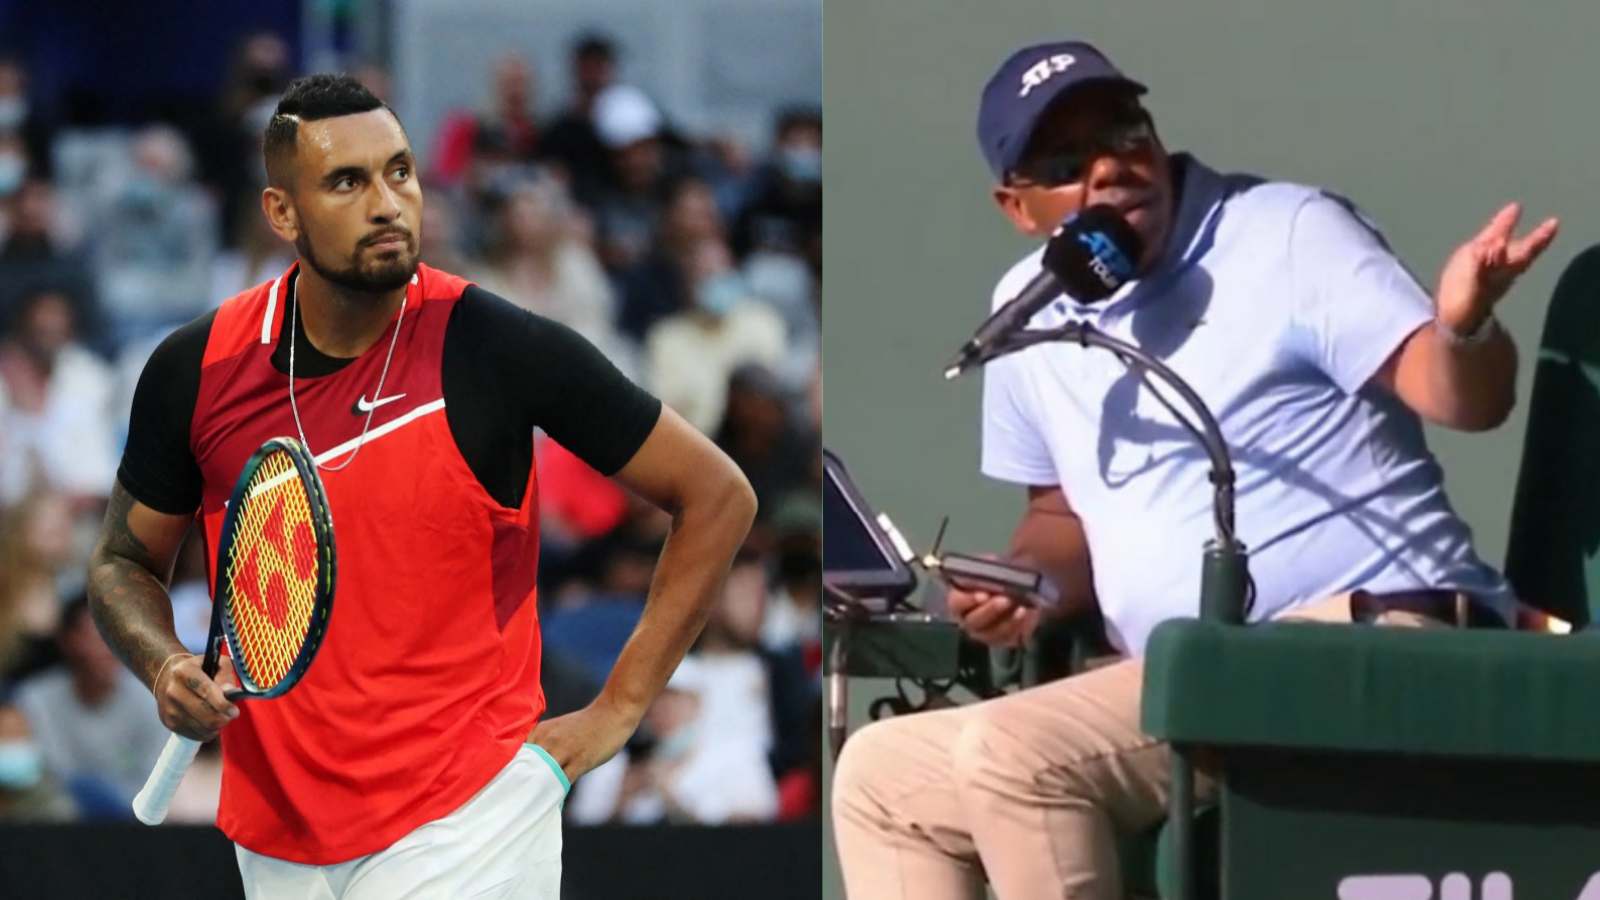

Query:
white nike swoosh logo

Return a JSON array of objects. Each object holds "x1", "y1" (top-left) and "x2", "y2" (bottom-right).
[{"x1": 355, "y1": 392, "x2": 406, "y2": 413}]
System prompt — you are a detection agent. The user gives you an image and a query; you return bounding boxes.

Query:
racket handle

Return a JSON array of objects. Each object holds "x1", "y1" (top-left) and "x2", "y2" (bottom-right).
[{"x1": 131, "y1": 732, "x2": 202, "y2": 825}]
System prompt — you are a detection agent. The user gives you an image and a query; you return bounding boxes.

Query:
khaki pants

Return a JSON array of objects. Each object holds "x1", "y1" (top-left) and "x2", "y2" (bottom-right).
[{"x1": 830, "y1": 593, "x2": 1437, "y2": 900}]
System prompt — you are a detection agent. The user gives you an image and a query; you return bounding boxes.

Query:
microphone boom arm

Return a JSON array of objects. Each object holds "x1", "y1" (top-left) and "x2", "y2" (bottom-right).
[{"x1": 950, "y1": 320, "x2": 1253, "y2": 623}]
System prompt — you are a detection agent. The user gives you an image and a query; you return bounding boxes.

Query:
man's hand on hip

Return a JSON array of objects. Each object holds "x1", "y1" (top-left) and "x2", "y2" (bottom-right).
[{"x1": 526, "y1": 699, "x2": 642, "y2": 785}]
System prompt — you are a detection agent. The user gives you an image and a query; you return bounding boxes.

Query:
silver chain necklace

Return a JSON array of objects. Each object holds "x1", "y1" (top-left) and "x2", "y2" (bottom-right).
[{"x1": 287, "y1": 275, "x2": 407, "y2": 471}]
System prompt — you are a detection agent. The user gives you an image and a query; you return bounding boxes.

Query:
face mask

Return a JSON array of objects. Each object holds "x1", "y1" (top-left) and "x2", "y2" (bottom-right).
[
  {"x1": 0, "y1": 740, "x2": 43, "y2": 790},
  {"x1": 778, "y1": 146, "x2": 821, "y2": 184},
  {"x1": 123, "y1": 174, "x2": 169, "y2": 211},
  {"x1": 655, "y1": 722, "x2": 699, "y2": 762},
  {"x1": 0, "y1": 153, "x2": 24, "y2": 197},
  {"x1": 695, "y1": 272, "x2": 746, "y2": 318},
  {"x1": 744, "y1": 252, "x2": 813, "y2": 307},
  {"x1": 0, "y1": 96, "x2": 26, "y2": 130}
]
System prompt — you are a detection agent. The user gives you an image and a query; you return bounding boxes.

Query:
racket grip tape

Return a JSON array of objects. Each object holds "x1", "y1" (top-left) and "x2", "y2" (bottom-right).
[{"x1": 131, "y1": 732, "x2": 202, "y2": 825}]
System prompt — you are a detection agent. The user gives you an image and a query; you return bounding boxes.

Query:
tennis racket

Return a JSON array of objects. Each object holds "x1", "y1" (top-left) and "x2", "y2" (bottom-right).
[{"x1": 132, "y1": 436, "x2": 336, "y2": 825}]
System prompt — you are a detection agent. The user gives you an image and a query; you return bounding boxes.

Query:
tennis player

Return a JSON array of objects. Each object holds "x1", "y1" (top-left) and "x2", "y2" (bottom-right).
[{"x1": 85, "y1": 73, "x2": 758, "y2": 898}]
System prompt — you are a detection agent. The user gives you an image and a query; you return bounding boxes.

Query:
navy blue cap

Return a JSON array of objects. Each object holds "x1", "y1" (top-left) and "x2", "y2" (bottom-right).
[{"x1": 977, "y1": 41, "x2": 1146, "y2": 180}]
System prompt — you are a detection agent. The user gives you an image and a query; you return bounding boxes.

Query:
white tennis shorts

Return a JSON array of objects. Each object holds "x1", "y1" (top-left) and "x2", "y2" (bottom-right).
[{"x1": 235, "y1": 743, "x2": 571, "y2": 900}]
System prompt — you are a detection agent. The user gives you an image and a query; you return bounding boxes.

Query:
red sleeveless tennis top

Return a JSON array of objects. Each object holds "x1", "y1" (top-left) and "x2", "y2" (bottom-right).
[{"x1": 193, "y1": 262, "x2": 544, "y2": 863}]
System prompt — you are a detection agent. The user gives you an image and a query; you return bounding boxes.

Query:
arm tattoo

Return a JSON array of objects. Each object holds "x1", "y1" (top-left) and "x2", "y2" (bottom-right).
[
  {"x1": 87, "y1": 483, "x2": 188, "y2": 691},
  {"x1": 97, "y1": 483, "x2": 165, "y2": 573}
]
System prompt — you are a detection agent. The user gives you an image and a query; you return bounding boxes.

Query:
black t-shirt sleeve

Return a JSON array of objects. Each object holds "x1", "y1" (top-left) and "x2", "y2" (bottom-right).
[
  {"x1": 521, "y1": 309, "x2": 661, "y2": 473},
  {"x1": 116, "y1": 312, "x2": 213, "y2": 515},
  {"x1": 445, "y1": 287, "x2": 662, "y2": 494}
]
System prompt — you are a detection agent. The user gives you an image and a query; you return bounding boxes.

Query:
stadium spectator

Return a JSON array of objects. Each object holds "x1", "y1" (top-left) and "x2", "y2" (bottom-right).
[
  {"x1": 1, "y1": 167, "x2": 50, "y2": 254},
  {"x1": 733, "y1": 106, "x2": 821, "y2": 275},
  {"x1": 539, "y1": 533, "x2": 655, "y2": 687},
  {"x1": 618, "y1": 175, "x2": 725, "y2": 340},
  {"x1": 715, "y1": 364, "x2": 819, "y2": 521},
  {"x1": 430, "y1": 54, "x2": 541, "y2": 190},
  {"x1": 0, "y1": 490, "x2": 75, "y2": 681},
  {"x1": 14, "y1": 596, "x2": 168, "y2": 813},
  {"x1": 761, "y1": 494, "x2": 822, "y2": 681},
  {"x1": 539, "y1": 32, "x2": 619, "y2": 207},
  {"x1": 591, "y1": 84, "x2": 671, "y2": 271},
  {"x1": 568, "y1": 655, "x2": 779, "y2": 825},
  {"x1": 645, "y1": 238, "x2": 786, "y2": 433},
  {"x1": 416, "y1": 187, "x2": 471, "y2": 275},
  {"x1": 0, "y1": 176, "x2": 101, "y2": 352},
  {"x1": 472, "y1": 175, "x2": 634, "y2": 374},
  {"x1": 697, "y1": 549, "x2": 814, "y2": 781},
  {"x1": 209, "y1": 184, "x2": 297, "y2": 301},
  {"x1": 0, "y1": 288, "x2": 118, "y2": 504},
  {"x1": 0, "y1": 130, "x2": 25, "y2": 202},
  {"x1": 0, "y1": 695, "x2": 75, "y2": 822},
  {"x1": 742, "y1": 246, "x2": 818, "y2": 391},
  {"x1": 694, "y1": 553, "x2": 777, "y2": 754},
  {"x1": 192, "y1": 31, "x2": 293, "y2": 250},
  {"x1": 546, "y1": 489, "x2": 673, "y2": 602},
  {"x1": 0, "y1": 55, "x2": 56, "y2": 182},
  {"x1": 90, "y1": 125, "x2": 217, "y2": 339},
  {"x1": 2, "y1": 175, "x2": 73, "y2": 262}
]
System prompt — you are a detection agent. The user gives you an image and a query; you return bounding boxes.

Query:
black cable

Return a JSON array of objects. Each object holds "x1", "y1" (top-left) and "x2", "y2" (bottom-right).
[
  {"x1": 1115, "y1": 350, "x2": 1210, "y2": 450},
  {"x1": 1114, "y1": 349, "x2": 1235, "y2": 543},
  {"x1": 978, "y1": 321, "x2": 1258, "y2": 626},
  {"x1": 991, "y1": 323, "x2": 1240, "y2": 545}
]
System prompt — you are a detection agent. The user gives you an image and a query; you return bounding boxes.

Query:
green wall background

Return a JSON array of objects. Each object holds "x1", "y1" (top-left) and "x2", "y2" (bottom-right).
[{"x1": 821, "y1": 0, "x2": 1600, "y2": 895}]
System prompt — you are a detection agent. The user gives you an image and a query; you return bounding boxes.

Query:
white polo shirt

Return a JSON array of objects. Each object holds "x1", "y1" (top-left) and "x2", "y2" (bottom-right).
[{"x1": 981, "y1": 153, "x2": 1514, "y2": 655}]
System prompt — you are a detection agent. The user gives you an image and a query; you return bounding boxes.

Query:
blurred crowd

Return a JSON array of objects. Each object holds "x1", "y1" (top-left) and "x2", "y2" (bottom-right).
[{"x1": 0, "y1": 30, "x2": 821, "y2": 827}]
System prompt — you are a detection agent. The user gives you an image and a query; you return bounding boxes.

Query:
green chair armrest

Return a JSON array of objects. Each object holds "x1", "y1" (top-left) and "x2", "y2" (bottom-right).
[{"x1": 1141, "y1": 619, "x2": 1600, "y2": 763}]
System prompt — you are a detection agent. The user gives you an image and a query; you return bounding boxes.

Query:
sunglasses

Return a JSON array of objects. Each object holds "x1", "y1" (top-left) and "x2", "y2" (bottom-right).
[{"x1": 1008, "y1": 108, "x2": 1156, "y2": 188}]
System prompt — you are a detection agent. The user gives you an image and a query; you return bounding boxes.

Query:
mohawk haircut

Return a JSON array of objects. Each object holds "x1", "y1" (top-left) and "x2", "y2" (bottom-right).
[{"x1": 263, "y1": 73, "x2": 395, "y2": 188}]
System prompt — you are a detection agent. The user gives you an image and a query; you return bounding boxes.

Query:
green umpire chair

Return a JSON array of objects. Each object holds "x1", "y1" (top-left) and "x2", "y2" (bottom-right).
[
  {"x1": 1504, "y1": 244, "x2": 1600, "y2": 627},
  {"x1": 1135, "y1": 245, "x2": 1600, "y2": 899}
]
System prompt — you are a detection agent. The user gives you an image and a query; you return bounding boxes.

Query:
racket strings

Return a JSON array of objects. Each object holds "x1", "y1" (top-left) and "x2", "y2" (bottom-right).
[{"x1": 223, "y1": 450, "x2": 322, "y2": 690}]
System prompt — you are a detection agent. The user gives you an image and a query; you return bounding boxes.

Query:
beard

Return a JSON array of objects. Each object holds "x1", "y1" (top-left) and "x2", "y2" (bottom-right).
[{"x1": 296, "y1": 225, "x2": 419, "y2": 295}]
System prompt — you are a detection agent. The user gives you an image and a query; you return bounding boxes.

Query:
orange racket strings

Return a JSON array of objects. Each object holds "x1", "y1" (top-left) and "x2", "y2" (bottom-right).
[{"x1": 222, "y1": 450, "x2": 323, "y2": 690}]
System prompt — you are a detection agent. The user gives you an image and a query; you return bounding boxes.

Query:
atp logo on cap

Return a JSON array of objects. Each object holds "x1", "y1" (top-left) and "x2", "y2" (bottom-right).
[{"x1": 1019, "y1": 54, "x2": 1076, "y2": 98}]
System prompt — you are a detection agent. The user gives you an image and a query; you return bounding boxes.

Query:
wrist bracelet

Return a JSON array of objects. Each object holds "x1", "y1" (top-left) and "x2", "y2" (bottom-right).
[
  {"x1": 152, "y1": 651, "x2": 189, "y2": 692},
  {"x1": 1437, "y1": 315, "x2": 1498, "y2": 346}
]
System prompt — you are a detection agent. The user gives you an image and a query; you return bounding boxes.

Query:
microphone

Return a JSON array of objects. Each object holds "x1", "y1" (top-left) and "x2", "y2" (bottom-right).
[{"x1": 944, "y1": 204, "x2": 1142, "y2": 378}]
